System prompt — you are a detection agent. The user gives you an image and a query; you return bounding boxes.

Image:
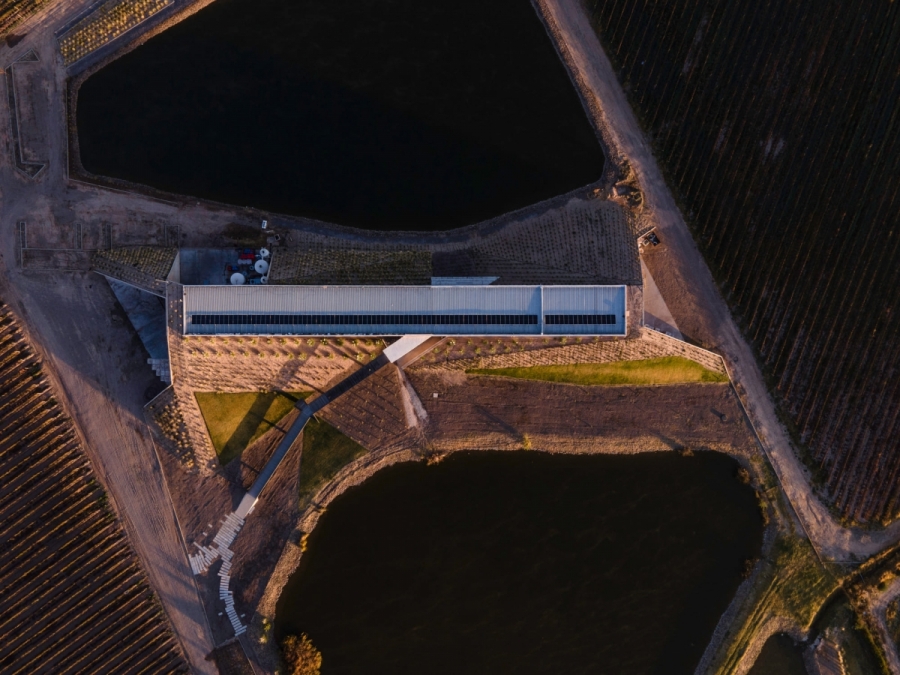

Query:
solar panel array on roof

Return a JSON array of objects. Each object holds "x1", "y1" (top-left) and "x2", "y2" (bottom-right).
[
  {"x1": 181, "y1": 285, "x2": 626, "y2": 336},
  {"x1": 190, "y1": 314, "x2": 540, "y2": 326},
  {"x1": 544, "y1": 315, "x2": 616, "y2": 325}
]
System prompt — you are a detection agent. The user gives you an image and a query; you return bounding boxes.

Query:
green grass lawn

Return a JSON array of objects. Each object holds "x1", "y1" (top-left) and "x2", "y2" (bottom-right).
[
  {"x1": 299, "y1": 418, "x2": 367, "y2": 509},
  {"x1": 195, "y1": 391, "x2": 310, "y2": 466},
  {"x1": 466, "y1": 356, "x2": 729, "y2": 386}
]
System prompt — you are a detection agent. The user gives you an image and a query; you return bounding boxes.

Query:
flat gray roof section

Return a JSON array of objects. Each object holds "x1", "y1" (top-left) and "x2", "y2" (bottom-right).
[{"x1": 182, "y1": 285, "x2": 626, "y2": 336}]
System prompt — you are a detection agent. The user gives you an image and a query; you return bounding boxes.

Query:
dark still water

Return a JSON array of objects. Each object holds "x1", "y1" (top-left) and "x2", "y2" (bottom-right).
[
  {"x1": 76, "y1": 0, "x2": 604, "y2": 230},
  {"x1": 747, "y1": 634, "x2": 807, "y2": 675},
  {"x1": 275, "y1": 451, "x2": 764, "y2": 675}
]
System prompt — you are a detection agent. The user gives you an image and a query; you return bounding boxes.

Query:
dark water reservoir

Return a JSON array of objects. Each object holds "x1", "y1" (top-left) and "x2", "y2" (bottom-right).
[
  {"x1": 76, "y1": 0, "x2": 604, "y2": 230},
  {"x1": 275, "y1": 451, "x2": 763, "y2": 674},
  {"x1": 747, "y1": 634, "x2": 808, "y2": 675}
]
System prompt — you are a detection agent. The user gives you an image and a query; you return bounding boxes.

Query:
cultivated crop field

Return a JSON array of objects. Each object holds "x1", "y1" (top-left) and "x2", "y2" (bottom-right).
[
  {"x1": 58, "y1": 0, "x2": 172, "y2": 65},
  {"x1": 0, "y1": 0, "x2": 51, "y2": 37},
  {"x1": 0, "y1": 302, "x2": 187, "y2": 673},
  {"x1": 587, "y1": 0, "x2": 900, "y2": 522}
]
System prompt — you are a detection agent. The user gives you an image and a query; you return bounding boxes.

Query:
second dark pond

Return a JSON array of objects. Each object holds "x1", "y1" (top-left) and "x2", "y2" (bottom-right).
[
  {"x1": 275, "y1": 450, "x2": 764, "y2": 674},
  {"x1": 76, "y1": 0, "x2": 605, "y2": 230}
]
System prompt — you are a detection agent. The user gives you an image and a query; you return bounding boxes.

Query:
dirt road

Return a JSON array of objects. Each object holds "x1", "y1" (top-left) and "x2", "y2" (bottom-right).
[
  {"x1": 538, "y1": 0, "x2": 900, "y2": 561},
  {"x1": 0, "y1": 4, "x2": 220, "y2": 671},
  {"x1": 0, "y1": 273, "x2": 219, "y2": 674}
]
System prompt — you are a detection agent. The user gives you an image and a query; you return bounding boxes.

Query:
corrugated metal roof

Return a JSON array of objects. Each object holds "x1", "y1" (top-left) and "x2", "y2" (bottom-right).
[
  {"x1": 181, "y1": 285, "x2": 625, "y2": 336},
  {"x1": 183, "y1": 285, "x2": 541, "y2": 313},
  {"x1": 543, "y1": 286, "x2": 625, "y2": 313}
]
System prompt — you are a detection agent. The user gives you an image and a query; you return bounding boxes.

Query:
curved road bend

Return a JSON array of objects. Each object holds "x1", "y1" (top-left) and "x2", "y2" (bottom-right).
[{"x1": 539, "y1": 0, "x2": 900, "y2": 561}]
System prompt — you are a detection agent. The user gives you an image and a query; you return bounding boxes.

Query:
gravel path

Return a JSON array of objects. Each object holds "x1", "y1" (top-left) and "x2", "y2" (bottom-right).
[{"x1": 538, "y1": 0, "x2": 900, "y2": 562}]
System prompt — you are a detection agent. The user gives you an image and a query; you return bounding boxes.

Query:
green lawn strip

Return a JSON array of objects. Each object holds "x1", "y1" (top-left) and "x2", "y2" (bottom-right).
[
  {"x1": 298, "y1": 418, "x2": 367, "y2": 510},
  {"x1": 467, "y1": 356, "x2": 728, "y2": 386},
  {"x1": 195, "y1": 391, "x2": 310, "y2": 466}
]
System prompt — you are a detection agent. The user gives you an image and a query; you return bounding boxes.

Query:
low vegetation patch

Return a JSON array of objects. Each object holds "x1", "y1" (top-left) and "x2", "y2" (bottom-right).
[
  {"x1": 886, "y1": 597, "x2": 900, "y2": 667},
  {"x1": 713, "y1": 535, "x2": 839, "y2": 674},
  {"x1": 58, "y1": 0, "x2": 172, "y2": 65},
  {"x1": 299, "y1": 419, "x2": 367, "y2": 509},
  {"x1": 1, "y1": 0, "x2": 53, "y2": 36},
  {"x1": 467, "y1": 356, "x2": 728, "y2": 386},
  {"x1": 281, "y1": 633, "x2": 322, "y2": 675},
  {"x1": 195, "y1": 391, "x2": 309, "y2": 465},
  {"x1": 813, "y1": 595, "x2": 890, "y2": 675}
]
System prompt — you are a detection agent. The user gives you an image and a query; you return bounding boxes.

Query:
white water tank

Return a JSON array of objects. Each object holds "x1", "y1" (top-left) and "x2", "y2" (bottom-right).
[
  {"x1": 254, "y1": 259, "x2": 269, "y2": 274},
  {"x1": 230, "y1": 272, "x2": 246, "y2": 285},
  {"x1": 261, "y1": 275, "x2": 268, "y2": 285},
  {"x1": 259, "y1": 248, "x2": 271, "y2": 259}
]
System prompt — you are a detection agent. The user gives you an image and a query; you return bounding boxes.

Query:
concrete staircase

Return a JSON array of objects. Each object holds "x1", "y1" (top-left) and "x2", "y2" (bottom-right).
[
  {"x1": 188, "y1": 512, "x2": 247, "y2": 636},
  {"x1": 148, "y1": 358, "x2": 171, "y2": 383}
]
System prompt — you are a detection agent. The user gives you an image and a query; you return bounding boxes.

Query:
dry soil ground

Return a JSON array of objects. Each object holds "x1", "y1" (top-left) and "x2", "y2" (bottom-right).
[
  {"x1": 0, "y1": 7, "x2": 242, "y2": 670},
  {"x1": 409, "y1": 369, "x2": 754, "y2": 456}
]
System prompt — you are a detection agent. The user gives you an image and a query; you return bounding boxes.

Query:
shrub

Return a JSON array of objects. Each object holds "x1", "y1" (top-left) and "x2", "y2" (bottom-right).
[{"x1": 281, "y1": 634, "x2": 322, "y2": 675}]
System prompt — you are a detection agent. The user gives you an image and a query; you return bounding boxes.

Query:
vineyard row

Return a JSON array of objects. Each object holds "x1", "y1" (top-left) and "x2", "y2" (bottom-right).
[
  {"x1": 0, "y1": 302, "x2": 188, "y2": 673},
  {"x1": 588, "y1": 0, "x2": 900, "y2": 523}
]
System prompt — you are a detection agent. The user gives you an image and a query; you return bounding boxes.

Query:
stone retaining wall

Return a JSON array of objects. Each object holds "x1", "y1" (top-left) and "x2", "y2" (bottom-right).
[
  {"x1": 413, "y1": 327, "x2": 725, "y2": 374},
  {"x1": 170, "y1": 335, "x2": 386, "y2": 393}
]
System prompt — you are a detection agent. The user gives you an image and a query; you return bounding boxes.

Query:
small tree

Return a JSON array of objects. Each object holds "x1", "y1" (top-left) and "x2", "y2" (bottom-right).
[{"x1": 281, "y1": 634, "x2": 322, "y2": 675}]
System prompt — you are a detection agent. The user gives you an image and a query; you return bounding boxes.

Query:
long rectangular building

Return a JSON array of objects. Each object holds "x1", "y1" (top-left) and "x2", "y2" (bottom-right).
[{"x1": 182, "y1": 285, "x2": 627, "y2": 336}]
